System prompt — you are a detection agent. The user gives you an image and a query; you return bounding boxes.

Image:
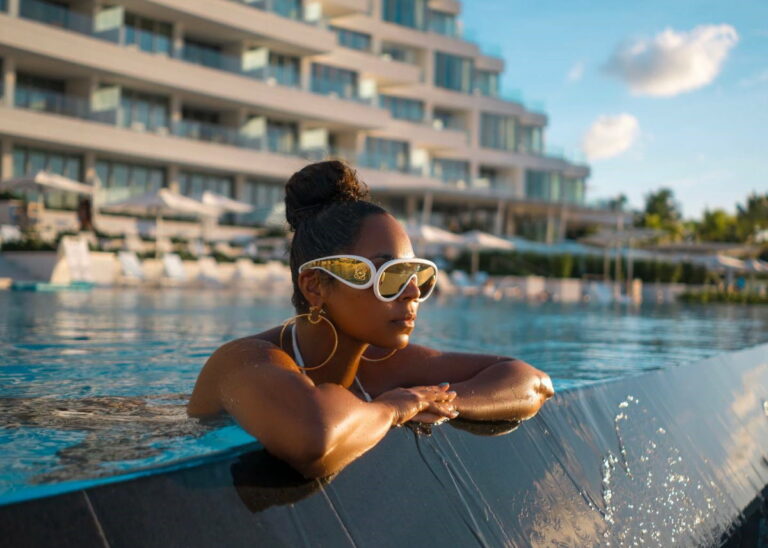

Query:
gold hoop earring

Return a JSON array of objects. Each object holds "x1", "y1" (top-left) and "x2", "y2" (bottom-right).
[
  {"x1": 279, "y1": 308, "x2": 338, "y2": 371},
  {"x1": 361, "y1": 348, "x2": 398, "y2": 362}
]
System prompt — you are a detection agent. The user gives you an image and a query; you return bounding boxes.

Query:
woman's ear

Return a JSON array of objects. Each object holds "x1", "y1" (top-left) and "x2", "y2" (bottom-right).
[{"x1": 298, "y1": 270, "x2": 326, "y2": 308}]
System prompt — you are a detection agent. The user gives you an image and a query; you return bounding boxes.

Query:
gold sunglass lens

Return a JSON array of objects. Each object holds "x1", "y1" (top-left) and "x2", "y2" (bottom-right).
[{"x1": 378, "y1": 263, "x2": 436, "y2": 298}]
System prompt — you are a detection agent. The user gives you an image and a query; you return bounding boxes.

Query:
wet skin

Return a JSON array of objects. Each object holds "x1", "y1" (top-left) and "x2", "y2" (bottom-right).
[{"x1": 188, "y1": 213, "x2": 554, "y2": 478}]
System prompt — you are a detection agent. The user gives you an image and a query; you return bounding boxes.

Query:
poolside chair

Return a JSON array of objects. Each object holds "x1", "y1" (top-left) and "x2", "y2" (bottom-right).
[
  {"x1": 117, "y1": 251, "x2": 145, "y2": 285},
  {"x1": 162, "y1": 253, "x2": 187, "y2": 285},
  {"x1": 59, "y1": 236, "x2": 94, "y2": 284},
  {"x1": 197, "y1": 256, "x2": 221, "y2": 286}
]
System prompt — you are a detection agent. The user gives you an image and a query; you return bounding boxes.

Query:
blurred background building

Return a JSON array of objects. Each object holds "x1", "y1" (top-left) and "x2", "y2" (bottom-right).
[{"x1": 0, "y1": 0, "x2": 621, "y2": 241}]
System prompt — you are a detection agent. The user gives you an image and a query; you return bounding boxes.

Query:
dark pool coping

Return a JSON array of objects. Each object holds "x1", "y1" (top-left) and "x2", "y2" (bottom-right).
[{"x1": 2, "y1": 343, "x2": 767, "y2": 546}]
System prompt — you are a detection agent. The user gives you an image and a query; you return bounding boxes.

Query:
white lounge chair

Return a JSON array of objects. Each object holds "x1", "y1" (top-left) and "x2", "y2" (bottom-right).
[
  {"x1": 197, "y1": 256, "x2": 221, "y2": 286},
  {"x1": 162, "y1": 253, "x2": 187, "y2": 285},
  {"x1": 118, "y1": 251, "x2": 145, "y2": 284},
  {"x1": 59, "y1": 236, "x2": 94, "y2": 284}
]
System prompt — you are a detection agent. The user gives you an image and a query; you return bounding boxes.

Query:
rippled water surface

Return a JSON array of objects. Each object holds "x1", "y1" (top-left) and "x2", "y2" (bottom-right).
[{"x1": 1, "y1": 288, "x2": 767, "y2": 504}]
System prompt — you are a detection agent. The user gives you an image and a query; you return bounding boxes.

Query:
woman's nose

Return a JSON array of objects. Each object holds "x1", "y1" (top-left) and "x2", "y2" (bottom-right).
[{"x1": 399, "y1": 275, "x2": 420, "y2": 301}]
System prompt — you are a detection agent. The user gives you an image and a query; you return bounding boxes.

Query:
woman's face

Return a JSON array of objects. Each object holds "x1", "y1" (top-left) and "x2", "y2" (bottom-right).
[{"x1": 320, "y1": 213, "x2": 424, "y2": 349}]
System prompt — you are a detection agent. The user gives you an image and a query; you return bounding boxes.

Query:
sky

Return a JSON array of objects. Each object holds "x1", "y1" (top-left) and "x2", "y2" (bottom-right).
[{"x1": 461, "y1": 0, "x2": 768, "y2": 219}]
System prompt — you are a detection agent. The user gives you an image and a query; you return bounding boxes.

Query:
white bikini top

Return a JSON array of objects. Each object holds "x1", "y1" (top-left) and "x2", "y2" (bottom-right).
[{"x1": 291, "y1": 324, "x2": 373, "y2": 403}]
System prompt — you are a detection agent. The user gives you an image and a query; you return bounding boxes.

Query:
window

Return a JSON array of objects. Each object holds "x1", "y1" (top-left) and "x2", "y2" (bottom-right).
[
  {"x1": 179, "y1": 171, "x2": 233, "y2": 199},
  {"x1": 561, "y1": 177, "x2": 585, "y2": 204},
  {"x1": 15, "y1": 73, "x2": 68, "y2": 115},
  {"x1": 179, "y1": 107, "x2": 228, "y2": 143},
  {"x1": 95, "y1": 159, "x2": 165, "y2": 202},
  {"x1": 518, "y1": 125, "x2": 543, "y2": 154},
  {"x1": 480, "y1": 113, "x2": 516, "y2": 151},
  {"x1": 124, "y1": 12, "x2": 172, "y2": 55},
  {"x1": 474, "y1": 70, "x2": 499, "y2": 97},
  {"x1": 272, "y1": 0, "x2": 302, "y2": 20},
  {"x1": 382, "y1": 0, "x2": 426, "y2": 29},
  {"x1": 434, "y1": 52, "x2": 474, "y2": 93},
  {"x1": 332, "y1": 26, "x2": 371, "y2": 52},
  {"x1": 119, "y1": 88, "x2": 169, "y2": 131},
  {"x1": 427, "y1": 10, "x2": 456, "y2": 37},
  {"x1": 432, "y1": 159, "x2": 469, "y2": 185},
  {"x1": 311, "y1": 64, "x2": 359, "y2": 100},
  {"x1": 13, "y1": 145, "x2": 82, "y2": 209},
  {"x1": 267, "y1": 120, "x2": 298, "y2": 154},
  {"x1": 525, "y1": 170, "x2": 554, "y2": 201},
  {"x1": 241, "y1": 178, "x2": 284, "y2": 224},
  {"x1": 363, "y1": 138, "x2": 410, "y2": 172},
  {"x1": 268, "y1": 52, "x2": 300, "y2": 87},
  {"x1": 381, "y1": 42, "x2": 418, "y2": 64},
  {"x1": 379, "y1": 95, "x2": 424, "y2": 122},
  {"x1": 183, "y1": 38, "x2": 223, "y2": 69},
  {"x1": 433, "y1": 108, "x2": 463, "y2": 131},
  {"x1": 20, "y1": 0, "x2": 70, "y2": 28},
  {"x1": 478, "y1": 167, "x2": 499, "y2": 188}
]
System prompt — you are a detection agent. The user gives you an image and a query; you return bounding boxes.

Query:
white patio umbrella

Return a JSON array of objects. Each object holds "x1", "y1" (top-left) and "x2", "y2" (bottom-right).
[
  {"x1": 102, "y1": 189, "x2": 220, "y2": 257},
  {"x1": 0, "y1": 170, "x2": 94, "y2": 196},
  {"x1": 196, "y1": 191, "x2": 254, "y2": 243},
  {"x1": 405, "y1": 223, "x2": 464, "y2": 257},
  {"x1": 461, "y1": 230, "x2": 515, "y2": 275},
  {"x1": 198, "y1": 191, "x2": 254, "y2": 214}
]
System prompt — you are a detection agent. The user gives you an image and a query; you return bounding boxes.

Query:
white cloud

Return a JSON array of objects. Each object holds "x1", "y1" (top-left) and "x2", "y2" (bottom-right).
[
  {"x1": 603, "y1": 25, "x2": 739, "y2": 96},
  {"x1": 582, "y1": 114, "x2": 640, "y2": 161},
  {"x1": 566, "y1": 61, "x2": 584, "y2": 83}
]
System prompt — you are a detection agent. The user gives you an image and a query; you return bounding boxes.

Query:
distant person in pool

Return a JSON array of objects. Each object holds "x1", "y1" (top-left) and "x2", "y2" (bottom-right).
[{"x1": 188, "y1": 161, "x2": 554, "y2": 478}]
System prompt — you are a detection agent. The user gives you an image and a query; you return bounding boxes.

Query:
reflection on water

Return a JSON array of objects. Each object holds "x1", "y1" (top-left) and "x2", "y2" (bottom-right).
[{"x1": 0, "y1": 288, "x2": 766, "y2": 499}]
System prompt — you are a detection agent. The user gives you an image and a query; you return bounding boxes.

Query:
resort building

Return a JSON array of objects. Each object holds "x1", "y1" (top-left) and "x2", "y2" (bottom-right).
[{"x1": 0, "y1": 0, "x2": 620, "y2": 241}]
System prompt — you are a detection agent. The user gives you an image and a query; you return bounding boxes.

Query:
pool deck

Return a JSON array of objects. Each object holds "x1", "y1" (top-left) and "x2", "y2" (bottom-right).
[{"x1": 1, "y1": 343, "x2": 767, "y2": 546}]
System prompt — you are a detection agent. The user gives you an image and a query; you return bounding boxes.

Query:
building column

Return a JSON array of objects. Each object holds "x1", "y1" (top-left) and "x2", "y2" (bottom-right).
[
  {"x1": 167, "y1": 164, "x2": 180, "y2": 193},
  {"x1": 557, "y1": 206, "x2": 569, "y2": 241},
  {"x1": 493, "y1": 199, "x2": 504, "y2": 235},
  {"x1": 511, "y1": 167, "x2": 525, "y2": 199},
  {"x1": 2, "y1": 56, "x2": 16, "y2": 108},
  {"x1": 7, "y1": 0, "x2": 20, "y2": 17},
  {"x1": 405, "y1": 194, "x2": 417, "y2": 225},
  {"x1": 504, "y1": 206, "x2": 517, "y2": 237},
  {"x1": 299, "y1": 57, "x2": 313, "y2": 92},
  {"x1": 420, "y1": 192, "x2": 433, "y2": 226},
  {"x1": 171, "y1": 22, "x2": 185, "y2": 59},
  {"x1": 545, "y1": 209, "x2": 556, "y2": 245},
  {"x1": 169, "y1": 94, "x2": 182, "y2": 124},
  {"x1": 1, "y1": 137, "x2": 13, "y2": 180}
]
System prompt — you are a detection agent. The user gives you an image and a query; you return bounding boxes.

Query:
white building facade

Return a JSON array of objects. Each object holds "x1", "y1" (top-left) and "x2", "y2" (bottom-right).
[{"x1": 0, "y1": 0, "x2": 619, "y2": 241}]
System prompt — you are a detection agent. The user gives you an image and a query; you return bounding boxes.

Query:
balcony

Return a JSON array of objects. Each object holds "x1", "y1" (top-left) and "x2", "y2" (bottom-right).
[
  {"x1": 0, "y1": 14, "x2": 390, "y2": 129},
  {"x1": 13, "y1": 85, "x2": 117, "y2": 125}
]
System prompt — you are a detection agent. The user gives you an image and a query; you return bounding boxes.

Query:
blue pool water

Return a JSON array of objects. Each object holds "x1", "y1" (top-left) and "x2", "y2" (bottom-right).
[{"x1": 1, "y1": 288, "x2": 767, "y2": 506}]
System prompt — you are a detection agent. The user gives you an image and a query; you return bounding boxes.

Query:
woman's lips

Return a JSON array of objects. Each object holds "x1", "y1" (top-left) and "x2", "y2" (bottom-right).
[{"x1": 392, "y1": 316, "x2": 416, "y2": 328}]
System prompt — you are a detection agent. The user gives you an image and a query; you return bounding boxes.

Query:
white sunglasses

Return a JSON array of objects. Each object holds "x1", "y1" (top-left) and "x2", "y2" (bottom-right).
[{"x1": 299, "y1": 254, "x2": 439, "y2": 302}]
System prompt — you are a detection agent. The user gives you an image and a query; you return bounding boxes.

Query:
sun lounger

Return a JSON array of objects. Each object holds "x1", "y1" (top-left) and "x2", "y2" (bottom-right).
[
  {"x1": 118, "y1": 251, "x2": 145, "y2": 284},
  {"x1": 59, "y1": 236, "x2": 94, "y2": 284},
  {"x1": 162, "y1": 253, "x2": 187, "y2": 285},
  {"x1": 197, "y1": 257, "x2": 221, "y2": 286}
]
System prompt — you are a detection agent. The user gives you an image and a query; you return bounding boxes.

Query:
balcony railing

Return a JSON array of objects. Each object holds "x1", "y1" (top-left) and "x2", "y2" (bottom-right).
[
  {"x1": 14, "y1": 85, "x2": 118, "y2": 124},
  {"x1": 16, "y1": 0, "x2": 371, "y2": 107}
]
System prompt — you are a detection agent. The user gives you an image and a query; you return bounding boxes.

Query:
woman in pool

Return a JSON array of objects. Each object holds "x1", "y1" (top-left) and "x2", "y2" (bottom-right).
[{"x1": 188, "y1": 161, "x2": 554, "y2": 478}]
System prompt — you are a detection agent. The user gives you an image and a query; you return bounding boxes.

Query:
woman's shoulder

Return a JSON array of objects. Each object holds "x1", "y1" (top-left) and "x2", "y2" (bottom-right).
[
  {"x1": 188, "y1": 327, "x2": 297, "y2": 417},
  {"x1": 208, "y1": 327, "x2": 293, "y2": 371}
]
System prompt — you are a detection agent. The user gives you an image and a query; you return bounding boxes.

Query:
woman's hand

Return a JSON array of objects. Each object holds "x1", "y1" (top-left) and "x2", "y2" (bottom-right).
[{"x1": 373, "y1": 383, "x2": 458, "y2": 426}]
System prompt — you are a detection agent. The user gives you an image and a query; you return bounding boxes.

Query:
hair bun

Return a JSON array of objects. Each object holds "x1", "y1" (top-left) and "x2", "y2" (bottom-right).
[{"x1": 285, "y1": 160, "x2": 369, "y2": 230}]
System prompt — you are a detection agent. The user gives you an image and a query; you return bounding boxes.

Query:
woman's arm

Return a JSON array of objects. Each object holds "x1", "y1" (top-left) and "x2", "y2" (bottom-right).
[
  {"x1": 362, "y1": 345, "x2": 554, "y2": 422},
  {"x1": 192, "y1": 339, "x2": 457, "y2": 478}
]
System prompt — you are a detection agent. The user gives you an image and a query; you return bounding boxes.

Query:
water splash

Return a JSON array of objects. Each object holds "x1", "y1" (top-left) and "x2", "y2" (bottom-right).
[{"x1": 599, "y1": 395, "x2": 728, "y2": 546}]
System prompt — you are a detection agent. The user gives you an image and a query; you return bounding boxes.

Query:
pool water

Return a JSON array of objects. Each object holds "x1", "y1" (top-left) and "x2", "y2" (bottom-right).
[{"x1": 1, "y1": 288, "x2": 767, "y2": 505}]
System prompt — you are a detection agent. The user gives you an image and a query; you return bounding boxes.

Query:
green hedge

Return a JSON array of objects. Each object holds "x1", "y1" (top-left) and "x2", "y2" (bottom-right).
[
  {"x1": 451, "y1": 250, "x2": 713, "y2": 284},
  {"x1": 679, "y1": 290, "x2": 768, "y2": 305}
]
